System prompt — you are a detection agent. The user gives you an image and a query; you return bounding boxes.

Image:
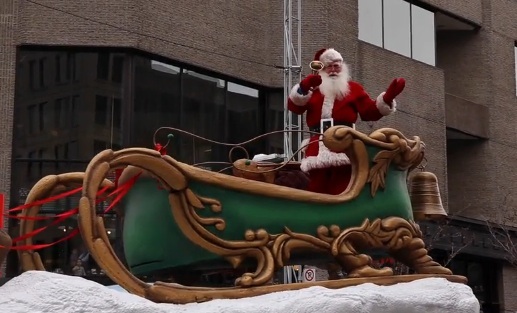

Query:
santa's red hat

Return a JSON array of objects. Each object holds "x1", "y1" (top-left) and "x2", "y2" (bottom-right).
[{"x1": 313, "y1": 48, "x2": 343, "y2": 65}]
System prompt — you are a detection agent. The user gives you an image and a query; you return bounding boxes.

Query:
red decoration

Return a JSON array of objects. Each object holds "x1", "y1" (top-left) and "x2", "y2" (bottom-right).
[
  {"x1": 0, "y1": 172, "x2": 142, "y2": 251},
  {"x1": 154, "y1": 143, "x2": 167, "y2": 155}
]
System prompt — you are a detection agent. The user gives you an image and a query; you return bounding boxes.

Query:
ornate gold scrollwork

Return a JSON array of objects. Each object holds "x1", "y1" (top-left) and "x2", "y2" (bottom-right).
[
  {"x1": 17, "y1": 127, "x2": 463, "y2": 305},
  {"x1": 331, "y1": 217, "x2": 451, "y2": 276},
  {"x1": 17, "y1": 172, "x2": 114, "y2": 272},
  {"x1": 322, "y1": 127, "x2": 425, "y2": 197},
  {"x1": 180, "y1": 187, "x2": 451, "y2": 286}
]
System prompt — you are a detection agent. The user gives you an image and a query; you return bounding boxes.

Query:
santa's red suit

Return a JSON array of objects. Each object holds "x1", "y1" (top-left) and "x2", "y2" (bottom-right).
[{"x1": 288, "y1": 48, "x2": 404, "y2": 195}]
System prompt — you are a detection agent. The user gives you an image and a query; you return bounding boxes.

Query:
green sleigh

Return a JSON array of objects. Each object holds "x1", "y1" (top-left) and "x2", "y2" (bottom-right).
[{"x1": 17, "y1": 126, "x2": 466, "y2": 304}]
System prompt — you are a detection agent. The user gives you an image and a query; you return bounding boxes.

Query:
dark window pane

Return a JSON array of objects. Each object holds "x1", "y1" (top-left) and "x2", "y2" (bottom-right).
[
  {"x1": 112, "y1": 55, "x2": 124, "y2": 83},
  {"x1": 113, "y1": 98, "x2": 121, "y2": 129},
  {"x1": 95, "y1": 95, "x2": 108, "y2": 125},
  {"x1": 227, "y1": 82, "x2": 263, "y2": 160},
  {"x1": 28, "y1": 104, "x2": 37, "y2": 134},
  {"x1": 66, "y1": 53, "x2": 76, "y2": 81},
  {"x1": 265, "y1": 89, "x2": 284, "y2": 154},
  {"x1": 97, "y1": 53, "x2": 110, "y2": 80},
  {"x1": 39, "y1": 58, "x2": 46, "y2": 87},
  {"x1": 11, "y1": 48, "x2": 125, "y2": 278},
  {"x1": 29, "y1": 60, "x2": 36, "y2": 89},
  {"x1": 39, "y1": 102, "x2": 48, "y2": 131},
  {"x1": 93, "y1": 140, "x2": 107, "y2": 154},
  {"x1": 132, "y1": 58, "x2": 180, "y2": 152},
  {"x1": 55, "y1": 55, "x2": 61, "y2": 83},
  {"x1": 181, "y1": 69, "x2": 226, "y2": 166},
  {"x1": 71, "y1": 95, "x2": 79, "y2": 127},
  {"x1": 54, "y1": 98, "x2": 62, "y2": 128}
]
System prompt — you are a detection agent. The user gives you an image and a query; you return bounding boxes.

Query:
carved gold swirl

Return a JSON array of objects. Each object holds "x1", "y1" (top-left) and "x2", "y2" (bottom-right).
[
  {"x1": 331, "y1": 217, "x2": 452, "y2": 277},
  {"x1": 322, "y1": 126, "x2": 425, "y2": 197},
  {"x1": 71, "y1": 147, "x2": 447, "y2": 295},
  {"x1": 19, "y1": 126, "x2": 462, "y2": 305},
  {"x1": 180, "y1": 184, "x2": 451, "y2": 284},
  {"x1": 17, "y1": 172, "x2": 114, "y2": 273}
]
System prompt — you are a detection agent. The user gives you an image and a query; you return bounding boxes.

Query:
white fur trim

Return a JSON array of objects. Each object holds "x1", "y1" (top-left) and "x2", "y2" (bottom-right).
[
  {"x1": 300, "y1": 137, "x2": 350, "y2": 172},
  {"x1": 289, "y1": 84, "x2": 312, "y2": 106},
  {"x1": 321, "y1": 95, "x2": 335, "y2": 119},
  {"x1": 300, "y1": 137, "x2": 310, "y2": 153},
  {"x1": 376, "y1": 92, "x2": 397, "y2": 116},
  {"x1": 320, "y1": 48, "x2": 343, "y2": 65}
]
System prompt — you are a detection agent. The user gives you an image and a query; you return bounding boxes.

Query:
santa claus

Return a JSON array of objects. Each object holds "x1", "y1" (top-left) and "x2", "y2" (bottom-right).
[{"x1": 288, "y1": 47, "x2": 405, "y2": 195}]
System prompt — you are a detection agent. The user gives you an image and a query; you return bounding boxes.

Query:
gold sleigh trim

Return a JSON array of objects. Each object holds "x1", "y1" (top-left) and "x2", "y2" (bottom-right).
[
  {"x1": 17, "y1": 127, "x2": 457, "y2": 304},
  {"x1": 76, "y1": 147, "x2": 456, "y2": 303},
  {"x1": 118, "y1": 126, "x2": 425, "y2": 203}
]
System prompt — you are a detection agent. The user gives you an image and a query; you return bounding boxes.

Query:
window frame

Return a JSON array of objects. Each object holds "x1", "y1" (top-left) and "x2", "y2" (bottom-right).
[{"x1": 358, "y1": 0, "x2": 437, "y2": 66}]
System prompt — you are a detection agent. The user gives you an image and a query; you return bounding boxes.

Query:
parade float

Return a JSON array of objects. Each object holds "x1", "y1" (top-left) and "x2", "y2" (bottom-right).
[{"x1": 9, "y1": 120, "x2": 468, "y2": 304}]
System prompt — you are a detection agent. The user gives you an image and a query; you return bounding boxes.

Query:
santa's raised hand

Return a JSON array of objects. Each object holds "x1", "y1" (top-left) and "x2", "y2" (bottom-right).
[
  {"x1": 299, "y1": 74, "x2": 322, "y2": 94},
  {"x1": 382, "y1": 78, "x2": 406, "y2": 107}
]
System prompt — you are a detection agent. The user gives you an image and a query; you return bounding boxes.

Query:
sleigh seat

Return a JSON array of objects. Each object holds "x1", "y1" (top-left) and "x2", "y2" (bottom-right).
[{"x1": 232, "y1": 159, "x2": 310, "y2": 190}]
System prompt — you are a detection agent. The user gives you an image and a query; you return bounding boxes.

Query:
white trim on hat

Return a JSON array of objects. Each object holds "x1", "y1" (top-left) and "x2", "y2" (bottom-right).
[{"x1": 319, "y1": 48, "x2": 343, "y2": 65}]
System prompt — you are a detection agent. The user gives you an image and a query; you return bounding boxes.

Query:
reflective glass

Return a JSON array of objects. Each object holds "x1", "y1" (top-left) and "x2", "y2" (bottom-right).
[
  {"x1": 181, "y1": 69, "x2": 226, "y2": 168},
  {"x1": 515, "y1": 46, "x2": 517, "y2": 96},
  {"x1": 10, "y1": 49, "x2": 126, "y2": 278},
  {"x1": 358, "y1": 0, "x2": 383, "y2": 47},
  {"x1": 383, "y1": 0, "x2": 411, "y2": 57},
  {"x1": 411, "y1": 4, "x2": 436, "y2": 65},
  {"x1": 227, "y1": 82, "x2": 263, "y2": 162},
  {"x1": 132, "y1": 56, "x2": 181, "y2": 150}
]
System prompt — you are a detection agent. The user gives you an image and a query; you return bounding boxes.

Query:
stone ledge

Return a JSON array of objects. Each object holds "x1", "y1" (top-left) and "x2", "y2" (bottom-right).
[{"x1": 445, "y1": 93, "x2": 489, "y2": 139}]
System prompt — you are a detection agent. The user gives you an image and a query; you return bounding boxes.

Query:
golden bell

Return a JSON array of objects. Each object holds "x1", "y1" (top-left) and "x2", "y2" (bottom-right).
[
  {"x1": 409, "y1": 171, "x2": 447, "y2": 221},
  {"x1": 309, "y1": 60, "x2": 324, "y2": 72}
]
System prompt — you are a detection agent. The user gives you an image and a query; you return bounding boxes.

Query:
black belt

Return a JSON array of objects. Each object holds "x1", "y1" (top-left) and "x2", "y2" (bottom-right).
[{"x1": 309, "y1": 121, "x2": 353, "y2": 133}]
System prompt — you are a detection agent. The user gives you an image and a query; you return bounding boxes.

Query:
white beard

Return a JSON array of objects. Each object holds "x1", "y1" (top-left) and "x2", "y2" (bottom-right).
[{"x1": 318, "y1": 67, "x2": 350, "y2": 101}]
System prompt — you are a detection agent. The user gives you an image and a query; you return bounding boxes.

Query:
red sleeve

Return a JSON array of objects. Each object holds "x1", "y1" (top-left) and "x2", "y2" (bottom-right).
[
  {"x1": 288, "y1": 98, "x2": 309, "y2": 115},
  {"x1": 349, "y1": 81, "x2": 383, "y2": 122}
]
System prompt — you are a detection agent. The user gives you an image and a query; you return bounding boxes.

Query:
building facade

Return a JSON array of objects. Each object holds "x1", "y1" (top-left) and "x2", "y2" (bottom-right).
[{"x1": 1, "y1": 0, "x2": 517, "y2": 311}]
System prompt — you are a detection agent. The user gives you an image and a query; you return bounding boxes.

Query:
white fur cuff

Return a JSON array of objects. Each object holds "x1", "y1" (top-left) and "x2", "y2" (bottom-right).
[
  {"x1": 289, "y1": 84, "x2": 312, "y2": 106},
  {"x1": 376, "y1": 92, "x2": 397, "y2": 116},
  {"x1": 300, "y1": 140, "x2": 350, "y2": 172}
]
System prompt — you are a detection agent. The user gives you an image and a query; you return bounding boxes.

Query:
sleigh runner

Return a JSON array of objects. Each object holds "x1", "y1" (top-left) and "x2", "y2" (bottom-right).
[{"x1": 15, "y1": 125, "x2": 466, "y2": 304}]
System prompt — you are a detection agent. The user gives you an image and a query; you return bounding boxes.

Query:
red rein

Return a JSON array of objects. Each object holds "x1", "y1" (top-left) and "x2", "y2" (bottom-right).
[{"x1": 0, "y1": 172, "x2": 141, "y2": 251}]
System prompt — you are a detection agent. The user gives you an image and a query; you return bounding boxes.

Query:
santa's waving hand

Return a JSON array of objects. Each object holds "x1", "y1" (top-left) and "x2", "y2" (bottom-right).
[{"x1": 287, "y1": 47, "x2": 405, "y2": 195}]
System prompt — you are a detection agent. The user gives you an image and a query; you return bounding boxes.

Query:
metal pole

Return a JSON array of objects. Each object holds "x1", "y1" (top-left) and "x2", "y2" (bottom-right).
[
  {"x1": 283, "y1": 0, "x2": 290, "y2": 160},
  {"x1": 295, "y1": 0, "x2": 302, "y2": 160}
]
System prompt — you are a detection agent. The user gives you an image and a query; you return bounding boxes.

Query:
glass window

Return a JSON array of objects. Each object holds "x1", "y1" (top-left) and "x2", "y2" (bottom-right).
[
  {"x1": 515, "y1": 45, "x2": 517, "y2": 96},
  {"x1": 411, "y1": 5, "x2": 435, "y2": 65},
  {"x1": 383, "y1": 0, "x2": 411, "y2": 58},
  {"x1": 112, "y1": 55, "x2": 124, "y2": 83},
  {"x1": 97, "y1": 53, "x2": 110, "y2": 80},
  {"x1": 227, "y1": 82, "x2": 262, "y2": 161},
  {"x1": 358, "y1": 0, "x2": 383, "y2": 47},
  {"x1": 9, "y1": 48, "x2": 276, "y2": 281},
  {"x1": 11, "y1": 49, "x2": 126, "y2": 231},
  {"x1": 66, "y1": 53, "x2": 76, "y2": 81},
  {"x1": 181, "y1": 69, "x2": 226, "y2": 167},
  {"x1": 39, "y1": 58, "x2": 46, "y2": 88},
  {"x1": 265, "y1": 89, "x2": 285, "y2": 154},
  {"x1": 29, "y1": 60, "x2": 36, "y2": 89},
  {"x1": 132, "y1": 56, "x2": 181, "y2": 150},
  {"x1": 39, "y1": 102, "x2": 48, "y2": 131},
  {"x1": 71, "y1": 95, "x2": 79, "y2": 127},
  {"x1": 95, "y1": 95, "x2": 108, "y2": 125},
  {"x1": 28, "y1": 104, "x2": 37, "y2": 134},
  {"x1": 55, "y1": 55, "x2": 61, "y2": 83},
  {"x1": 358, "y1": 0, "x2": 436, "y2": 66}
]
